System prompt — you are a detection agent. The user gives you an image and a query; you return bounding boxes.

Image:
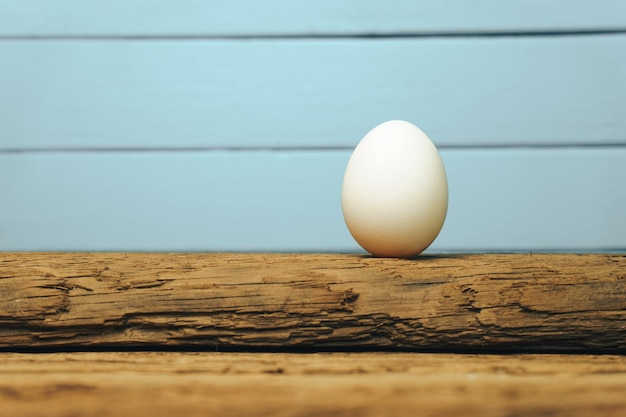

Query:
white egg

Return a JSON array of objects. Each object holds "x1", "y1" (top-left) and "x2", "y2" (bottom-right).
[{"x1": 341, "y1": 120, "x2": 448, "y2": 258}]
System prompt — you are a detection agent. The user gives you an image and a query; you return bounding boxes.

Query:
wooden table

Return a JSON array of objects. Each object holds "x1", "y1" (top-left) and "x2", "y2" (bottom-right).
[{"x1": 1, "y1": 253, "x2": 625, "y2": 416}]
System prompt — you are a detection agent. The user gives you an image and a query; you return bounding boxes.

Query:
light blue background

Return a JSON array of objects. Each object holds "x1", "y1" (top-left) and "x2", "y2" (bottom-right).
[{"x1": 1, "y1": 1, "x2": 625, "y2": 253}]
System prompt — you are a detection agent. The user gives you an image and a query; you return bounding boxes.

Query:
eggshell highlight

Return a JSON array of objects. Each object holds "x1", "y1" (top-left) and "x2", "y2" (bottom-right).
[{"x1": 341, "y1": 120, "x2": 448, "y2": 258}]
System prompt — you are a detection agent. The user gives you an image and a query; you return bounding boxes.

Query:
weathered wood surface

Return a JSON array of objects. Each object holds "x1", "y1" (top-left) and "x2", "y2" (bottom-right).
[
  {"x1": 1, "y1": 253, "x2": 625, "y2": 352},
  {"x1": 1, "y1": 352, "x2": 625, "y2": 417}
]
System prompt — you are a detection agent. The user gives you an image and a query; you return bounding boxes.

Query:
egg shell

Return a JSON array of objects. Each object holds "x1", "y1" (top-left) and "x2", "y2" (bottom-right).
[{"x1": 341, "y1": 120, "x2": 448, "y2": 258}]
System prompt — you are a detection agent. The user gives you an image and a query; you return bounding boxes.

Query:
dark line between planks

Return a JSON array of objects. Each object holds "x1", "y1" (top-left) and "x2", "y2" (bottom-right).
[
  {"x1": 0, "y1": 344, "x2": 624, "y2": 355},
  {"x1": 1, "y1": 29, "x2": 626, "y2": 41},
  {"x1": 2, "y1": 143, "x2": 626, "y2": 155}
]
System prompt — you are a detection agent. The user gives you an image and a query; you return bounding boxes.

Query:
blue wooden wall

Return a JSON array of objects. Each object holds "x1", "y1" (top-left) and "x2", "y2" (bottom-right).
[{"x1": 1, "y1": 1, "x2": 625, "y2": 253}]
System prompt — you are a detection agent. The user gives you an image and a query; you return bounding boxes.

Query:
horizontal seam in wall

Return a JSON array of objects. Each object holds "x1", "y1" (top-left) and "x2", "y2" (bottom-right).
[
  {"x1": 2, "y1": 144, "x2": 626, "y2": 154},
  {"x1": 1, "y1": 29, "x2": 626, "y2": 41}
]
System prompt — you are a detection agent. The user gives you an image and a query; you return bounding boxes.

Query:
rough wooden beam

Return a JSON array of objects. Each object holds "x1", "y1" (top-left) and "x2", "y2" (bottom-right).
[
  {"x1": 2, "y1": 352, "x2": 626, "y2": 417},
  {"x1": 1, "y1": 253, "x2": 624, "y2": 352}
]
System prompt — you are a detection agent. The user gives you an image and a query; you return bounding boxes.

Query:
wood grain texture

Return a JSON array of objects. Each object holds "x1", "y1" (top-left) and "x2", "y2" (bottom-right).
[
  {"x1": 2, "y1": 0, "x2": 625, "y2": 36},
  {"x1": 2, "y1": 35, "x2": 625, "y2": 149},
  {"x1": 2, "y1": 148, "x2": 625, "y2": 252},
  {"x1": 1, "y1": 253, "x2": 624, "y2": 352},
  {"x1": 1, "y1": 351, "x2": 625, "y2": 417}
]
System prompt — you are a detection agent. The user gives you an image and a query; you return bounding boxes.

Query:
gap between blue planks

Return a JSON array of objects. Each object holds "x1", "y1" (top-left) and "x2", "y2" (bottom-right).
[{"x1": 1, "y1": 0, "x2": 625, "y2": 37}]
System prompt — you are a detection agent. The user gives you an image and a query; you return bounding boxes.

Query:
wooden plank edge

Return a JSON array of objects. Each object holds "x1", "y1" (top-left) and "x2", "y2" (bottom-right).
[
  {"x1": 1, "y1": 253, "x2": 625, "y2": 353},
  {"x1": 2, "y1": 352, "x2": 626, "y2": 417}
]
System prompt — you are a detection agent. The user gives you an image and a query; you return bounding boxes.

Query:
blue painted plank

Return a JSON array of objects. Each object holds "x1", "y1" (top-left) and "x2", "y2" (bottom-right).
[
  {"x1": 1, "y1": 1, "x2": 625, "y2": 37},
  {"x1": 436, "y1": 147, "x2": 626, "y2": 252},
  {"x1": 1, "y1": 35, "x2": 625, "y2": 150},
  {"x1": 1, "y1": 148, "x2": 624, "y2": 252}
]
